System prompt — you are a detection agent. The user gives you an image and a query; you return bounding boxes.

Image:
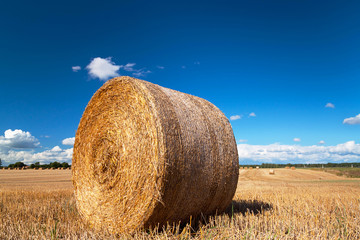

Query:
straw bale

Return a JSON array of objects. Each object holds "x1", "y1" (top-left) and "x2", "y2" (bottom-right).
[
  {"x1": 72, "y1": 76, "x2": 239, "y2": 234},
  {"x1": 240, "y1": 167, "x2": 243, "y2": 170},
  {"x1": 285, "y1": 166, "x2": 290, "y2": 169},
  {"x1": 269, "y1": 169, "x2": 275, "y2": 175},
  {"x1": 291, "y1": 166, "x2": 296, "y2": 170}
]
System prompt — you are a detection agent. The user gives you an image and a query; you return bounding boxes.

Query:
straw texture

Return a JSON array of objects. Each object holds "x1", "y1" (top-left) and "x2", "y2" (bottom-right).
[{"x1": 72, "y1": 76, "x2": 239, "y2": 234}]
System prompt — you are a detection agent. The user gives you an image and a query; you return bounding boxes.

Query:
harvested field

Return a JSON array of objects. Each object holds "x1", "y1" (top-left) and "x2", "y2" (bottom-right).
[
  {"x1": 1, "y1": 169, "x2": 360, "y2": 239},
  {"x1": 0, "y1": 169, "x2": 71, "y2": 190}
]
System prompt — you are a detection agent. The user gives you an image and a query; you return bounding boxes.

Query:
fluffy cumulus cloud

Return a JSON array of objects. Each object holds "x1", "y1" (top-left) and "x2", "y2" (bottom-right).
[
  {"x1": 62, "y1": 137, "x2": 75, "y2": 146},
  {"x1": 0, "y1": 147, "x2": 73, "y2": 166},
  {"x1": 293, "y1": 138, "x2": 301, "y2": 142},
  {"x1": 230, "y1": 115, "x2": 241, "y2": 121},
  {"x1": 343, "y1": 114, "x2": 360, "y2": 125},
  {"x1": 249, "y1": 112, "x2": 256, "y2": 117},
  {"x1": 0, "y1": 129, "x2": 73, "y2": 166},
  {"x1": 318, "y1": 140, "x2": 325, "y2": 145},
  {"x1": 325, "y1": 103, "x2": 335, "y2": 108},
  {"x1": 0, "y1": 129, "x2": 40, "y2": 150},
  {"x1": 237, "y1": 141, "x2": 360, "y2": 164},
  {"x1": 86, "y1": 57, "x2": 120, "y2": 80},
  {"x1": 72, "y1": 66, "x2": 81, "y2": 72}
]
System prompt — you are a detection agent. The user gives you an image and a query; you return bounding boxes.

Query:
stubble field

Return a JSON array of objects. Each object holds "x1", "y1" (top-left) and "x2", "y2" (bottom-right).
[{"x1": 1, "y1": 168, "x2": 359, "y2": 239}]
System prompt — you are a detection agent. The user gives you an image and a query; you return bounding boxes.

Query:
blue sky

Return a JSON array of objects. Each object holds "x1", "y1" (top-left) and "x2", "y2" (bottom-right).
[{"x1": 0, "y1": 0, "x2": 359, "y2": 165}]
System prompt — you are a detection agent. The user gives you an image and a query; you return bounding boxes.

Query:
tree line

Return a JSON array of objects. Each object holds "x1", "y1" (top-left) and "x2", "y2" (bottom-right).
[
  {"x1": 1, "y1": 161, "x2": 71, "y2": 169},
  {"x1": 240, "y1": 162, "x2": 360, "y2": 168}
]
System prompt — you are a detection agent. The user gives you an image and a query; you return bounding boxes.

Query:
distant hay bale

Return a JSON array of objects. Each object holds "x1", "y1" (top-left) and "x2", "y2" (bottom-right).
[
  {"x1": 244, "y1": 167, "x2": 248, "y2": 170},
  {"x1": 72, "y1": 76, "x2": 239, "y2": 234},
  {"x1": 285, "y1": 166, "x2": 290, "y2": 169},
  {"x1": 256, "y1": 166, "x2": 259, "y2": 169},
  {"x1": 249, "y1": 167, "x2": 253, "y2": 170},
  {"x1": 269, "y1": 169, "x2": 275, "y2": 175},
  {"x1": 240, "y1": 167, "x2": 243, "y2": 170},
  {"x1": 291, "y1": 166, "x2": 296, "y2": 170}
]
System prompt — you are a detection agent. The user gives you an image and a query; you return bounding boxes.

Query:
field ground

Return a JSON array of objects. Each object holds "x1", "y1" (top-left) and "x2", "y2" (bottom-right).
[
  {"x1": 310, "y1": 167, "x2": 360, "y2": 178},
  {"x1": 1, "y1": 168, "x2": 359, "y2": 239}
]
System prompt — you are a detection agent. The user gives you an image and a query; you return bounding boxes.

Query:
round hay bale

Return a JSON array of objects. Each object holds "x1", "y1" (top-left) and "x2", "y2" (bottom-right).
[
  {"x1": 244, "y1": 167, "x2": 248, "y2": 170},
  {"x1": 285, "y1": 166, "x2": 290, "y2": 169},
  {"x1": 240, "y1": 167, "x2": 243, "y2": 170},
  {"x1": 269, "y1": 169, "x2": 275, "y2": 175},
  {"x1": 291, "y1": 166, "x2": 296, "y2": 170},
  {"x1": 72, "y1": 76, "x2": 239, "y2": 234}
]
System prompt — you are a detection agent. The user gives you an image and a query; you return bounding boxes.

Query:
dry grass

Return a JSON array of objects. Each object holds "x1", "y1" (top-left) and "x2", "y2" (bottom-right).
[{"x1": 1, "y1": 169, "x2": 360, "y2": 239}]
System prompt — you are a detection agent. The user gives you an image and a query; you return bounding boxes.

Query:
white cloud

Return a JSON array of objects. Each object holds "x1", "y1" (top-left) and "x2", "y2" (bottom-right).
[
  {"x1": 72, "y1": 66, "x2": 81, "y2": 72},
  {"x1": 121, "y1": 63, "x2": 136, "y2": 71},
  {"x1": 318, "y1": 140, "x2": 325, "y2": 145},
  {"x1": 120, "y1": 63, "x2": 151, "y2": 77},
  {"x1": 249, "y1": 112, "x2": 256, "y2": 117},
  {"x1": 343, "y1": 114, "x2": 360, "y2": 125},
  {"x1": 325, "y1": 103, "x2": 335, "y2": 108},
  {"x1": 230, "y1": 115, "x2": 241, "y2": 121},
  {"x1": 157, "y1": 65, "x2": 165, "y2": 69},
  {"x1": 0, "y1": 129, "x2": 40, "y2": 150},
  {"x1": 86, "y1": 57, "x2": 120, "y2": 80},
  {"x1": 51, "y1": 146, "x2": 62, "y2": 152},
  {"x1": 237, "y1": 141, "x2": 360, "y2": 164},
  {"x1": 62, "y1": 137, "x2": 75, "y2": 146},
  {"x1": 293, "y1": 138, "x2": 301, "y2": 142},
  {"x1": 238, "y1": 139, "x2": 248, "y2": 143},
  {"x1": 132, "y1": 70, "x2": 151, "y2": 77},
  {"x1": 0, "y1": 129, "x2": 74, "y2": 166},
  {"x1": 0, "y1": 148, "x2": 73, "y2": 166}
]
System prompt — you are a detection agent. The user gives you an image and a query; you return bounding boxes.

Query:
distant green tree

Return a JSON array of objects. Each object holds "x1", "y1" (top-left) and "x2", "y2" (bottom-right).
[
  {"x1": 13, "y1": 162, "x2": 26, "y2": 168},
  {"x1": 49, "y1": 161, "x2": 62, "y2": 169},
  {"x1": 0, "y1": 158, "x2": 2, "y2": 167},
  {"x1": 61, "y1": 162, "x2": 70, "y2": 168}
]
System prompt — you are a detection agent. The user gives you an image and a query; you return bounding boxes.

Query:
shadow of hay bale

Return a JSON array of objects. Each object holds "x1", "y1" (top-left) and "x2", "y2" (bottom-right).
[
  {"x1": 156, "y1": 199, "x2": 273, "y2": 236},
  {"x1": 225, "y1": 200, "x2": 273, "y2": 216}
]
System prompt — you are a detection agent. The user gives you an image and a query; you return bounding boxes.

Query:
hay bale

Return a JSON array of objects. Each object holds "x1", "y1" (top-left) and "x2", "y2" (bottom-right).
[
  {"x1": 249, "y1": 167, "x2": 253, "y2": 170},
  {"x1": 72, "y1": 76, "x2": 239, "y2": 234},
  {"x1": 256, "y1": 166, "x2": 259, "y2": 169},
  {"x1": 269, "y1": 169, "x2": 275, "y2": 175},
  {"x1": 285, "y1": 166, "x2": 290, "y2": 169},
  {"x1": 244, "y1": 167, "x2": 248, "y2": 170},
  {"x1": 240, "y1": 167, "x2": 243, "y2": 170},
  {"x1": 291, "y1": 166, "x2": 296, "y2": 170}
]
